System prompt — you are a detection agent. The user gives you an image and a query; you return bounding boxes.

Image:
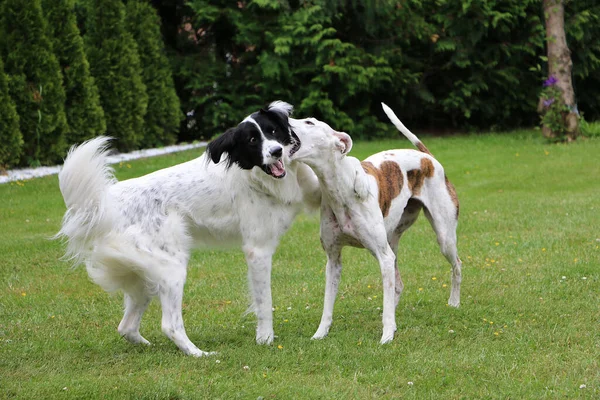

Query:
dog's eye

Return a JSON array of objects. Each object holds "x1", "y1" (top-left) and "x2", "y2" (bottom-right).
[
  {"x1": 249, "y1": 136, "x2": 257, "y2": 143},
  {"x1": 305, "y1": 120, "x2": 315, "y2": 125}
]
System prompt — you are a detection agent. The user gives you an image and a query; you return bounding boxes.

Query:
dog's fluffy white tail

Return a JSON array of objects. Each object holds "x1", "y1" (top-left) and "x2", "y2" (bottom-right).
[
  {"x1": 381, "y1": 102, "x2": 433, "y2": 156},
  {"x1": 54, "y1": 136, "x2": 117, "y2": 266}
]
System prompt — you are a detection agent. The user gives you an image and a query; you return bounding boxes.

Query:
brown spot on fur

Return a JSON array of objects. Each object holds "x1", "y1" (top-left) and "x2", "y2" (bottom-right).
[
  {"x1": 417, "y1": 142, "x2": 433, "y2": 156},
  {"x1": 407, "y1": 157, "x2": 435, "y2": 195},
  {"x1": 361, "y1": 161, "x2": 403, "y2": 217},
  {"x1": 445, "y1": 176, "x2": 460, "y2": 217}
]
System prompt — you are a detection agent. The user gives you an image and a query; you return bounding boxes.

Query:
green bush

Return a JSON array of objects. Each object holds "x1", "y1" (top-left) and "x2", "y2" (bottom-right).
[
  {"x1": 84, "y1": 0, "x2": 147, "y2": 152},
  {"x1": 173, "y1": 0, "x2": 599, "y2": 140},
  {"x1": 43, "y1": 0, "x2": 106, "y2": 145},
  {"x1": 0, "y1": 0, "x2": 69, "y2": 166},
  {"x1": 0, "y1": 56, "x2": 23, "y2": 168},
  {"x1": 125, "y1": 0, "x2": 181, "y2": 148}
]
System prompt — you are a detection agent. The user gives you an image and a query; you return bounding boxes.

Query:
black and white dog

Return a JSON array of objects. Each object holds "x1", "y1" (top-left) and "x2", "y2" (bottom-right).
[{"x1": 55, "y1": 101, "x2": 337, "y2": 356}]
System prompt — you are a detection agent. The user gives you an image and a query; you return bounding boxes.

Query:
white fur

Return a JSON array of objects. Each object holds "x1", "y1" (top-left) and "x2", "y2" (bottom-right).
[
  {"x1": 291, "y1": 107, "x2": 462, "y2": 344},
  {"x1": 55, "y1": 112, "x2": 324, "y2": 356}
]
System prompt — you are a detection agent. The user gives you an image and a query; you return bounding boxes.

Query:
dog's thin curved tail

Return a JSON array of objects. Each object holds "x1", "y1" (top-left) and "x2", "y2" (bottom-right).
[
  {"x1": 54, "y1": 136, "x2": 116, "y2": 266},
  {"x1": 381, "y1": 102, "x2": 433, "y2": 156}
]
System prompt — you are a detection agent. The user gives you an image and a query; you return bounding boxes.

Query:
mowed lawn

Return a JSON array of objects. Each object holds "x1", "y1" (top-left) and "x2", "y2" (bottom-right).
[{"x1": 1, "y1": 131, "x2": 598, "y2": 399}]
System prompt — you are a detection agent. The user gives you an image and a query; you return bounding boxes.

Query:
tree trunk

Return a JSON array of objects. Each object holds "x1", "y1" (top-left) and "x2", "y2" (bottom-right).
[{"x1": 541, "y1": 0, "x2": 578, "y2": 141}]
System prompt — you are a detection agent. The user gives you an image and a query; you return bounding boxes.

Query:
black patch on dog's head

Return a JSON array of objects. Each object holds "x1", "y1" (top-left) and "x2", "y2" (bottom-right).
[
  {"x1": 206, "y1": 102, "x2": 299, "y2": 170},
  {"x1": 206, "y1": 123, "x2": 263, "y2": 169}
]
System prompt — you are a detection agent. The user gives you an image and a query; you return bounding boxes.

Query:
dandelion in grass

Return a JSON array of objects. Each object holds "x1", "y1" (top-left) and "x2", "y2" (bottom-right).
[
  {"x1": 432, "y1": 277, "x2": 437, "y2": 281},
  {"x1": 442, "y1": 284, "x2": 447, "y2": 288},
  {"x1": 277, "y1": 345, "x2": 283, "y2": 350},
  {"x1": 418, "y1": 288, "x2": 423, "y2": 292}
]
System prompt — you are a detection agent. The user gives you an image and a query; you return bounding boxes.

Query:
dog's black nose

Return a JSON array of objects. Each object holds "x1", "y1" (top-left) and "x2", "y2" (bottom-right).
[{"x1": 270, "y1": 146, "x2": 283, "y2": 158}]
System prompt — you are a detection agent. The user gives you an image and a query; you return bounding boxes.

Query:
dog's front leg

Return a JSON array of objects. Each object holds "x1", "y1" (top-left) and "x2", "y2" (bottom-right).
[
  {"x1": 312, "y1": 245, "x2": 342, "y2": 340},
  {"x1": 375, "y1": 245, "x2": 398, "y2": 344},
  {"x1": 244, "y1": 245, "x2": 275, "y2": 345}
]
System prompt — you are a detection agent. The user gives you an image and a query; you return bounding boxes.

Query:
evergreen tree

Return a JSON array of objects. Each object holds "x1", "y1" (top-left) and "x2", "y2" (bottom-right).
[
  {"x1": 126, "y1": 0, "x2": 181, "y2": 147},
  {"x1": 85, "y1": 0, "x2": 147, "y2": 151},
  {"x1": 43, "y1": 0, "x2": 106, "y2": 145},
  {"x1": 0, "y1": 56, "x2": 23, "y2": 168},
  {"x1": 0, "y1": 0, "x2": 69, "y2": 166}
]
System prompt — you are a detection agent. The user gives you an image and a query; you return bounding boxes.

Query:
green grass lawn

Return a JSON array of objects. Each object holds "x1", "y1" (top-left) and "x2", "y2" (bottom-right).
[{"x1": 1, "y1": 131, "x2": 598, "y2": 399}]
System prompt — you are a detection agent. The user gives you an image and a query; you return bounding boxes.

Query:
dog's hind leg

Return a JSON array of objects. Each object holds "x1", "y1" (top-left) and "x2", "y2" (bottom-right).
[
  {"x1": 312, "y1": 245, "x2": 342, "y2": 340},
  {"x1": 423, "y1": 203, "x2": 462, "y2": 308},
  {"x1": 118, "y1": 279, "x2": 152, "y2": 345},
  {"x1": 157, "y1": 264, "x2": 214, "y2": 357},
  {"x1": 388, "y1": 238, "x2": 404, "y2": 308}
]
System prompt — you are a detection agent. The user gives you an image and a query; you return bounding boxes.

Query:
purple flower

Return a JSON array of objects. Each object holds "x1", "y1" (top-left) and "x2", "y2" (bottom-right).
[
  {"x1": 543, "y1": 98, "x2": 555, "y2": 107},
  {"x1": 543, "y1": 75, "x2": 558, "y2": 87}
]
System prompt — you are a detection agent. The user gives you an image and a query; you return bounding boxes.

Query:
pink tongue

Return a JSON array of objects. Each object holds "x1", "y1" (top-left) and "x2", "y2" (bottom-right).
[{"x1": 270, "y1": 160, "x2": 285, "y2": 177}]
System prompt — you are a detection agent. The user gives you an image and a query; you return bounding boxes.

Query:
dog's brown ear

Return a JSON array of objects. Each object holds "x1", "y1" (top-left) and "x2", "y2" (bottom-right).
[{"x1": 334, "y1": 132, "x2": 353, "y2": 155}]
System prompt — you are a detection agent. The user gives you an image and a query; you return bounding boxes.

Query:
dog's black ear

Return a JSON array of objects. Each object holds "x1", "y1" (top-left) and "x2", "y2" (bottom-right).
[
  {"x1": 266, "y1": 101, "x2": 293, "y2": 117},
  {"x1": 206, "y1": 127, "x2": 237, "y2": 166}
]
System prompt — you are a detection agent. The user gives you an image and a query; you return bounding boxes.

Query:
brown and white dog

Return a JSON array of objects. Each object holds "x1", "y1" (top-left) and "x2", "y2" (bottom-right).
[{"x1": 290, "y1": 103, "x2": 462, "y2": 344}]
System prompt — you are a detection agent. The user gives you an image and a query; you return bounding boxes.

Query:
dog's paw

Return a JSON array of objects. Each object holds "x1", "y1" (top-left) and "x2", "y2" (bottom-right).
[
  {"x1": 311, "y1": 323, "x2": 331, "y2": 340},
  {"x1": 189, "y1": 349, "x2": 218, "y2": 358},
  {"x1": 121, "y1": 332, "x2": 152, "y2": 346},
  {"x1": 311, "y1": 331, "x2": 328, "y2": 341},
  {"x1": 380, "y1": 328, "x2": 396, "y2": 344},
  {"x1": 448, "y1": 298, "x2": 460, "y2": 308},
  {"x1": 255, "y1": 331, "x2": 274, "y2": 345}
]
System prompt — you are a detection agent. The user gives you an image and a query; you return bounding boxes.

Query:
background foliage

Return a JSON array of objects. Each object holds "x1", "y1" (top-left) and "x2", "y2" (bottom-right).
[
  {"x1": 173, "y1": 0, "x2": 600, "y2": 139},
  {"x1": 126, "y1": 0, "x2": 181, "y2": 148},
  {"x1": 43, "y1": 0, "x2": 106, "y2": 145},
  {"x1": 0, "y1": 0, "x2": 599, "y2": 167},
  {"x1": 0, "y1": 0, "x2": 69, "y2": 166}
]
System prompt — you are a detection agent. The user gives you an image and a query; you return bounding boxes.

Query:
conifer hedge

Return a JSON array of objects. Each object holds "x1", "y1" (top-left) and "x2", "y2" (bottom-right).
[
  {"x1": 0, "y1": 0, "x2": 69, "y2": 166},
  {"x1": 0, "y1": 56, "x2": 23, "y2": 168},
  {"x1": 43, "y1": 0, "x2": 106, "y2": 145},
  {"x1": 126, "y1": 0, "x2": 181, "y2": 148},
  {"x1": 85, "y1": 0, "x2": 148, "y2": 152}
]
